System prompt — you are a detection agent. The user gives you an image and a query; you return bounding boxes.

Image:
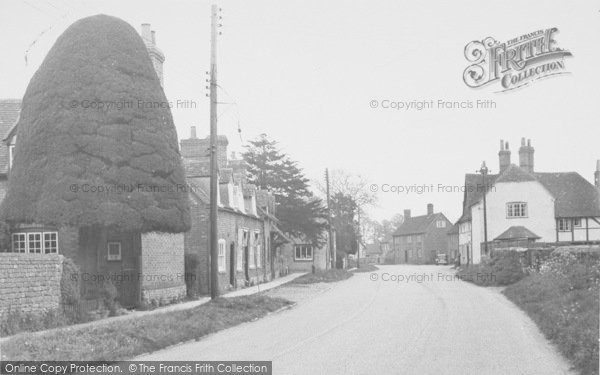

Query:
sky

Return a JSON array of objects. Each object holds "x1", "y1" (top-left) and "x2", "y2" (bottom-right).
[{"x1": 1, "y1": 0, "x2": 599, "y2": 223}]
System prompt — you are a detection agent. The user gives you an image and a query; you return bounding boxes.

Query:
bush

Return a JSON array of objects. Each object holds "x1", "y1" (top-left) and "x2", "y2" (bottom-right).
[
  {"x1": 504, "y1": 251, "x2": 600, "y2": 375},
  {"x1": 457, "y1": 251, "x2": 526, "y2": 286},
  {"x1": 100, "y1": 279, "x2": 120, "y2": 317}
]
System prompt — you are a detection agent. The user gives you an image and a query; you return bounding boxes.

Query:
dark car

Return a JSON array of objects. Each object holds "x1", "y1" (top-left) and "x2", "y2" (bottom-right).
[{"x1": 435, "y1": 254, "x2": 448, "y2": 265}]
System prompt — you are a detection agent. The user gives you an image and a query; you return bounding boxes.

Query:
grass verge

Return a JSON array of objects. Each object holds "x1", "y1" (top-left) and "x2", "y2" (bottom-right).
[
  {"x1": 352, "y1": 264, "x2": 379, "y2": 273},
  {"x1": 503, "y1": 253, "x2": 599, "y2": 375},
  {"x1": 290, "y1": 269, "x2": 353, "y2": 284},
  {"x1": 0, "y1": 295, "x2": 292, "y2": 361}
]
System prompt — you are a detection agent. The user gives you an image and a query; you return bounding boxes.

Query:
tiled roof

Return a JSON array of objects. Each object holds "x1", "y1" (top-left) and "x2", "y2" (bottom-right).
[
  {"x1": 393, "y1": 213, "x2": 444, "y2": 236},
  {"x1": 183, "y1": 159, "x2": 210, "y2": 177},
  {"x1": 0, "y1": 99, "x2": 21, "y2": 175},
  {"x1": 457, "y1": 173, "x2": 498, "y2": 222},
  {"x1": 535, "y1": 172, "x2": 600, "y2": 217},
  {"x1": 494, "y1": 226, "x2": 541, "y2": 241},
  {"x1": 458, "y1": 164, "x2": 600, "y2": 221}
]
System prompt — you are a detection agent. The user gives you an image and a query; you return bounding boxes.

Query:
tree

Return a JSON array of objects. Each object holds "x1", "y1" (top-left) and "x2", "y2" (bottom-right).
[
  {"x1": 330, "y1": 192, "x2": 358, "y2": 255},
  {"x1": 0, "y1": 15, "x2": 190, "y2": 233},
  {"x1": 243, "y1": 134, "x2": 326, "y2": 244}
]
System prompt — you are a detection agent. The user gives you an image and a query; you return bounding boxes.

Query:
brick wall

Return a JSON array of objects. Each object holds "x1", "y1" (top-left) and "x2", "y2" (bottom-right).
[
  {"x1": 140, "y1": 232, "x2": 186, "y2": 304},
  {"x1": 0, "y1": 253, "x2": 63, "y2": 314},
  {"x1": 185, "y1": 199, "x2": 268, "y2": 295},
  {"x1": 282, "y1": 242, "x2": 328, "y2": 273}
]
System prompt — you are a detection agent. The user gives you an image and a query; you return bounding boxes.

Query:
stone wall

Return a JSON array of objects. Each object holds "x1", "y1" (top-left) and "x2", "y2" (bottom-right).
[
  {"x1": 0, "y1": 253, "x2": 63, "y2": 314},
  {"x1": 140, "y1": 232, "x2": 186, "y2": 304}
]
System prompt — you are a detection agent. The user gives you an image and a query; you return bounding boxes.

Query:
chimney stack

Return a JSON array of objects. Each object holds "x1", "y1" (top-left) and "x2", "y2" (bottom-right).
[
  {"x1": 404, "y1": 209, "x2": 411, "y2": 220},
  {"x1": 140, "y1": 23, "x2": 165, "y2": 87},
  {"x1": 427, "y1": 203, "x2": 434, "y2": 215},
  {"x1": 518, "y1": 138, "x2": 535, "y2": 173},
  {"x1": 595, "y1": 160, "x2": 600, "y2": 189},
  {"x1": 141, "y1": 23, "x2": 152, "y2": 43},
  {"x1": 499, "y1": 140, "x2": 511, "y2": 174},
  {"x1": 180, "y1": 133, "x2": 229, "y2": 168},
  {"x1": 190, "y1": 126, "x2": 197, "y2": 139}
]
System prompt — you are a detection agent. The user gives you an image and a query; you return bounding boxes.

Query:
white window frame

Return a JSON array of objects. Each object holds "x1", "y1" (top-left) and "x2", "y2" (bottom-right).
[
  {"x1": 254, "y1": 231, "x2": 261, "y2": 268},
  {"x1": 11, "y1": 233, "x2": 26, "y2": 253},
  {"x1": 236, "y1": 229, "x2": 244, "y2": 271},
  {"x1": 107, "y1": 242, "x2": 122, "y2": 261},
  {"x1": 248, "y1": 230, "x2": 256, "y2": 269},
  {"x1": 294, "y1": 244, "x2": 313, "y2": 261},
  {"x1": 11, "y1": 231, "x2": 59, "y2": 254},
  {"x1": 506, "y1": 202, "x2": 528, "y2": 218},
  {"x1": 27, "y1": 232, "x2": 42, "y2": 254},
  {"x1": 44, "y1": 232, "x2": 58, "y2": 254},
  {"x1": 436, "y1": 221, "x2": 446, "y2": 228},
  {"x1": 406, "y1": 236, "x2": 412, "y2": 244},
  {"x1": 558, "y1": 218, "x2": 572, "y2": 232},
  {"x1": 218, "y1": 239, "x2": 226, "y2": 273}
]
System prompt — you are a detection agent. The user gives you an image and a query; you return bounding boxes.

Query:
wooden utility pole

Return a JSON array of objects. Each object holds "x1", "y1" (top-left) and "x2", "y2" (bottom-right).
[
  {"x1": 209, "y1": 4, "x2": 219, "y2": 299},
  {"x1": 356, "y1": 208, "x2": 361, "y2": 269},
  {"x1": 325, "y1": 169, "x2": 334, "y2": 269}
]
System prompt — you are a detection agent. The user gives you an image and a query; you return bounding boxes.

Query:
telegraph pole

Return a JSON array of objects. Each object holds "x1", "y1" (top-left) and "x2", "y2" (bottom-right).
[
  {"x1": 209, "y1": 4, "x2": 220, "y2": 299},
  {"x1": 479, "y1": 161, "x2": 489, "y2": 261},
  {"x1": 325, "y1": 169, "x2": 334, "y2": 269}
]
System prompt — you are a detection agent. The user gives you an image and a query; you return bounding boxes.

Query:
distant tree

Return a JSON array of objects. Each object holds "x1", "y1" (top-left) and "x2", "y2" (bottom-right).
[
  {"x1": 243, "y1": 134, "x2": 326, "y2": 244},
  {"x1": 330, "y1": 192, "x2": 358, "y2": 255},
  {"x1": 0, "y1": 15, "x2": 190, "y2": 233}
]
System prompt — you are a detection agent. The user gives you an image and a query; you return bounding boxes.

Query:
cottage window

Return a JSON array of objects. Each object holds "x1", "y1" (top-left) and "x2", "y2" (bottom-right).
[
  {"x1": 406, "y1": 236, "x2": 412, "y2": 244},
  {"x1": 107, "y1": 242, "x2": 122, "y2": 261},
  {"x1": 28, "y1": 233, "x2": 42, "y2": 254},
  {"x1": 417, "y1": 248, "x2": 422, "y2": 258},
  {"x1": 44, "y1": 232, "x2": 58, "y2": 254},
  {"x1": 558, "y1": 218, "x2": 572, "y2": 232},
  {"x1": 436, "y1": 221, "x2": 446, "y2": 228},
  {"x1": 506, "y1": 202, "x2": 528, "y2": 218},
  {"x1": 11, "y1": 233, "x2": 26, "y2": 253},
  {"x1": 573, "y1": 218, "x2": 582, "y2": 228},
  {"x1": 10, "y1": 231, "x2": 58, "y2": 254},
  {"x1": 254, "y1": 232, "x2": 261, "y2": 268},
  {"x1": 218, "y1": 239, "x2": 226, "y2": 272},
  {"x1": 236, "y1": 229, "x2": 245, "y2": 271},
  {"x1": 248, "y1": 231, "x2": 256, "y2": 269},
  {"x1": 294, "y1": 244, "x2": 313, "y2": 261}
]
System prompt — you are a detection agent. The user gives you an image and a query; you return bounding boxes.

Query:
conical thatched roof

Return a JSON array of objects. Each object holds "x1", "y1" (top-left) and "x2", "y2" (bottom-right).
[{"x1": 0, "y1": 15, "x2": 190, "y2": 233}]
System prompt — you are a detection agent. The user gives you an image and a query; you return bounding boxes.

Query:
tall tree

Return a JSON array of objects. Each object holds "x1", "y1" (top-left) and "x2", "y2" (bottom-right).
[
  {"x1": 243, "y1": 134, "x2": 326, "y2": 244},
  {"x1": 330, "y1": 192, "x2": 357, "y2": 255},
  {"x1": 0, "y1": 15, "x2": 190, "y2": 233}
]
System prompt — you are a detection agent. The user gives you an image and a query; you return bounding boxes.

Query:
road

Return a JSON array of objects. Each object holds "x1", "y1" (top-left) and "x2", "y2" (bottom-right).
[{"x1": 136, "y1": 265, "x2": 574, "y2": 375}]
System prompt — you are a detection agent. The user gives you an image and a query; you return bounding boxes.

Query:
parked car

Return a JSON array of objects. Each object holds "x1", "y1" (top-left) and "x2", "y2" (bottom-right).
[{"x1": 435, "y1": 254, "x2": 448, "y2": 265}]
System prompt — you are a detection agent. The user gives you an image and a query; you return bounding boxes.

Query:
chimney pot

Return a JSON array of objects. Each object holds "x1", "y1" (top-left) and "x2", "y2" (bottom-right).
[
  {"x1": 151, "y1": 30, "x2": 156, "y2": 44},
  {"x1": 403, "y1": 209, "x2": 411, "y2": 220},
  {"x1": 596, "y1": 160, "x2": 600, "y2": 172},
  {"x1": 500, "y1": 140, "x2": 504, "y2": 150},
  {"x1": 527, "y1": 139, "x2": 531, "y2": 147},
  {"x1": 190, "y1": 126, "x2": 197, "y2": 139},
  {"x1": 521, "y1": 137, "x2": 526, "y2": 146}
]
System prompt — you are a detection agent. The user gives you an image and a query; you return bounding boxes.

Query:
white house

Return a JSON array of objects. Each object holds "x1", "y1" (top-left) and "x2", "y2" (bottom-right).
[{"x1": 458, "y1": 139, "x2": 600, "y2": 265}]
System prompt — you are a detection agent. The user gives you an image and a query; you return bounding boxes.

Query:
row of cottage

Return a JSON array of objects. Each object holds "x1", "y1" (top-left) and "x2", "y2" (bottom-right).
[
  {"x1": 0, "y1": 24, "x2": 329, "y2": 314},
  {"x1": 377, "y1": 139, "x2": 600, "y2": 265}
]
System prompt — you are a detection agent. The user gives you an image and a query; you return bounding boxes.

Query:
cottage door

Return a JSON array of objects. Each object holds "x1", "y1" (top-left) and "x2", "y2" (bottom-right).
[
  {"x1": 105, "y1": 230, "x2": 140, "y2": 308},
  {"x1": 229, "y1": 243, "x2": 236, "y2": 287}
]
